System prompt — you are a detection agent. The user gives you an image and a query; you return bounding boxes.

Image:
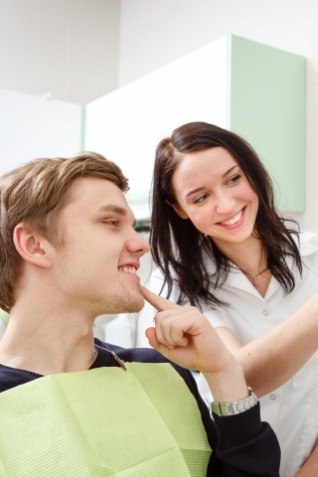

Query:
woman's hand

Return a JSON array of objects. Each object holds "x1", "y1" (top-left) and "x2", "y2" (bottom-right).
[{"x1": 141, "y1": 286, "x2": 249, "y2": 402}]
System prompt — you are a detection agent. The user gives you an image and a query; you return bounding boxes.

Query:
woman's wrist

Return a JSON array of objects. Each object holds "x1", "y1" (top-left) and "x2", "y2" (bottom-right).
[{"x1": 203, "y1": 358, "x2": 250, "y2": 403}]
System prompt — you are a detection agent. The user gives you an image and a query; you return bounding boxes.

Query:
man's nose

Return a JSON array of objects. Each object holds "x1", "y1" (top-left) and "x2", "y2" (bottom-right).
[{"x1": 126, "y1": 231, "x2": 150, "y2": 256}]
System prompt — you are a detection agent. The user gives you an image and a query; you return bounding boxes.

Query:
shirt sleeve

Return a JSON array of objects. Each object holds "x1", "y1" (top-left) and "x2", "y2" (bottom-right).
[
  {"x1": 201, "y1": 305, "x2": 227, "y2": 329},
  {"x1": 176, "y1": 366, "x2": 280, "y2": 477},
  {"x1": 300, "y1": 232, "x2": 318, "y2": 278}
]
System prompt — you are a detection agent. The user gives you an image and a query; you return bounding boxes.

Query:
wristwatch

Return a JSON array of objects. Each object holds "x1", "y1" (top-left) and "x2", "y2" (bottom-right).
[{"x1": 211, "y1": 386, "x2": 258, "y2": 416}]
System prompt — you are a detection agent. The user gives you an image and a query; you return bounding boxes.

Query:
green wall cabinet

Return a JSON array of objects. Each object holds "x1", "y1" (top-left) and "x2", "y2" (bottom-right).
[{"x1": 85, "y1": 35, "x2": 306, "y2": 216}]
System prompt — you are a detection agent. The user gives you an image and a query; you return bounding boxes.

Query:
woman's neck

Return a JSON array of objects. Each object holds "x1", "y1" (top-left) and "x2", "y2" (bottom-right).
[{"x1": 214, "y1": 235, "x2": 272, "y2": 296}]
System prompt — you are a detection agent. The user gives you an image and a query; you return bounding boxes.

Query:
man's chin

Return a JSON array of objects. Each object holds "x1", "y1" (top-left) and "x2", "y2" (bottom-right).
[
  {"x1": 101, "y1": 290, "x2": 145, "y2": 315},
  {"x1": 125, "y1": 295, "x2": 145, "y2": 313}
]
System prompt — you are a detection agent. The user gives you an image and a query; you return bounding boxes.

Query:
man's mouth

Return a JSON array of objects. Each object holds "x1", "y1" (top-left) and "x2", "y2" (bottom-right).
[{"x1": 118, "y1": 265, "x2": 137, "y2": 274}]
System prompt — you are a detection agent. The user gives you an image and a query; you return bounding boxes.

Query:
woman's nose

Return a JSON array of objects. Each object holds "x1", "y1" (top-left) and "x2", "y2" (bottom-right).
[{"x1": 214, "y1": 192, "x2": 235, "y2": 215}]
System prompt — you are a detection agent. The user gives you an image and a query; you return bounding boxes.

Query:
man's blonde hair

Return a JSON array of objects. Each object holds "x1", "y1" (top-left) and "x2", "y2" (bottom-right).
[{"x1": 0, "y1": 152, "x2": 128, "y2": 311}]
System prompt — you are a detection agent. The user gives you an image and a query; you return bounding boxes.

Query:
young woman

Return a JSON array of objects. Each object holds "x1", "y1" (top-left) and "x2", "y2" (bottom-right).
[{"x1": 143, "y1": 121, "x2": 318, "y2": 477}]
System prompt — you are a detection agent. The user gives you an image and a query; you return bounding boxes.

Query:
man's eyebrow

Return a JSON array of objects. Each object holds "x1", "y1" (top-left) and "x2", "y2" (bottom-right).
[
  {"x1": 98, "y1": 204, "x2": 127, "y2": 215},
  {"x1": 185, "y1": 165, "x2": 239, "y2": 198},
  {"x1": 97, "y1": 204, "x2": 136, "y2": 227}
]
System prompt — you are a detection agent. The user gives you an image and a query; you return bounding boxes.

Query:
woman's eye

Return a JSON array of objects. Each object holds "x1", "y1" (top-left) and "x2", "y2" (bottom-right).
[
  {"x1": 193, "y1": 194, "x2": 208, "y2": 204},
  {"x1": 228, "y1": 174, "x2": 241, "y2": 185}
]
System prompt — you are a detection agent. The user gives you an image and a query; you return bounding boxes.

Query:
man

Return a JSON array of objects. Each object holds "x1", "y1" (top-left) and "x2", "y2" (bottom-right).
[{"x1": 0, "y1": 152, "x2": 279, "y2": 476}]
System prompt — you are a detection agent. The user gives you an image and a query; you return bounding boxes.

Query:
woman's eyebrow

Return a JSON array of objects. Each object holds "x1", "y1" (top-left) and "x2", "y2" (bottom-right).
[
  {"x1": 223, "y1": 165, "x2": 239, "y2": 177},
  {"x1": 185, "y1": 165, "x2": 239, "y2": 198},
  {"x1": 185, "y1": 187, "x2": 205, "y2": 198}
]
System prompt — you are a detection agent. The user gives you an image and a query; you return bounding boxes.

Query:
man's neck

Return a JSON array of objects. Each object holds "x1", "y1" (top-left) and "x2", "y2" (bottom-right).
[{"x1": 0, "y1": 301, "x2": 97, "y2": 375}]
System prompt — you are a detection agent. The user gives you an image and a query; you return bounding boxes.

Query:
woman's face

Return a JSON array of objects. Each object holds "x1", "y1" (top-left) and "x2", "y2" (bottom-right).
[{"x1": 170, "y1": 147, "x2": 259, "y2": 249}]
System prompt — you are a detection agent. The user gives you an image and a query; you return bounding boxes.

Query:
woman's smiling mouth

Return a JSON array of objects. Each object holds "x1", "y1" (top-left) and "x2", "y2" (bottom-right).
[{"x1": 217, "y1": 207, "x2": 246, "y2": 229}]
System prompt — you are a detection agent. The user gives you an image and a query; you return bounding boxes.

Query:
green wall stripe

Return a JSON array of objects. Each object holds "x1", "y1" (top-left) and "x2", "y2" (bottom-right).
[{"x1": 229, "y1": 35, "x2": 306, "y2": 212}]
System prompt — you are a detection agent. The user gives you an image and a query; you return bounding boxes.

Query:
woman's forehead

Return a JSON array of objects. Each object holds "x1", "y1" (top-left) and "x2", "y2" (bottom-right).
[{"x1": 173, "y1": 148, "x2": 238, "y2": 183}]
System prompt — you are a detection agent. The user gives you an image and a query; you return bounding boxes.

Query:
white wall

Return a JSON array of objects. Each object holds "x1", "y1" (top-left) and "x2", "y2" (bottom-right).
[
  {"x1": 119, "y1": 0, "x2": 318, "y2": 232},
  {"x1": 0, "y1": 0, "x2": 120, "y2": 103},
  {"x1": 0, "y1": 0, "x2": 316, "y2": 229},
  {"x1": 0, "y1": 89, "x2": 82, "y2": 173},
  {"x1": 85, "y1": 37, "x2": 228, "y2": 216}
]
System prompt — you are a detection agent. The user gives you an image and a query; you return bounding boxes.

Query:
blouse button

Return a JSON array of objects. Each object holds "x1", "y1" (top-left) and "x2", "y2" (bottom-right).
[
  {"x1": 262, "y1": 309, "x2": 269, "y2": 316},
  {"x1": 270, "y1": 393, "x2": 276, "y2": 400}
]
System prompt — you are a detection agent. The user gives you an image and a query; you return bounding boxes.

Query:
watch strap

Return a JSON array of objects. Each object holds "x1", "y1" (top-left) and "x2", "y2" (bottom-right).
[{"x1": 211, "y1": 386, "x2": 258, "y2": 417}]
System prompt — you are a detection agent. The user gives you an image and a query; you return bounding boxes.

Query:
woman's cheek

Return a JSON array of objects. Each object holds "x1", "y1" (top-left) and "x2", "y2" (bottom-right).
[{"x1": 191, "y1": 209, "x2": 211, "y2": 234}]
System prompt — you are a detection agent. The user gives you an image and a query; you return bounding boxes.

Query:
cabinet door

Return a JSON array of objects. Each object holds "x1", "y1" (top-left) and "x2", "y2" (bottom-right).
[{"x1": 0, "y1": 89, "x2": 82, "y2": 174}]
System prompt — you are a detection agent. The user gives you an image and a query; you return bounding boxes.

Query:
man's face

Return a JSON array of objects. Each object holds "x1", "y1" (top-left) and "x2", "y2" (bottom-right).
[{"x1": 51, "y1": 177, "x2": 150, "y2": 316}]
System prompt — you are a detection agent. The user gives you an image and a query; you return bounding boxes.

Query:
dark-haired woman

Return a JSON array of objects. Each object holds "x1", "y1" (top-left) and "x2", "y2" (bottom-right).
[{"x1": 140, "y1": 122, "x2": 318, "y2": 477}]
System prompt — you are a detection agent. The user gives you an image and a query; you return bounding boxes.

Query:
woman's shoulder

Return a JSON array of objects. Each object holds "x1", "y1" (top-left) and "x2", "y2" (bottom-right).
[
  {"x1": 290, "y1": 231, "x2": 318, "y2": 280},
  {"x1": 297, "y1": 231, "x2": 318, "y2": 258},
  {"x1": 149, "y1": 267, "x2": 182, "y2": 301}
]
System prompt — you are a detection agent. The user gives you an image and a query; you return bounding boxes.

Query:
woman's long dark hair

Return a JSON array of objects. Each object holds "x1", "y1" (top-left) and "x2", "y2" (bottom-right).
[{"x1": 150, "y1": 122, "x2": 302, "y2": 308}]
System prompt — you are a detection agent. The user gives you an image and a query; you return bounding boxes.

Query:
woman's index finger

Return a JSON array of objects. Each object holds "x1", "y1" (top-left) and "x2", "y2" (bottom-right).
[{"x1": 140, "y1": 286, "x2": 180, "y2": 311}]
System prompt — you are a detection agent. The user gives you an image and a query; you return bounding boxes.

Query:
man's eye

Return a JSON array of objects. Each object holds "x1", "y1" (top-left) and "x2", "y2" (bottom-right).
[{"x1": 103, "y1": 219, "x2": 118, "y2": 226}]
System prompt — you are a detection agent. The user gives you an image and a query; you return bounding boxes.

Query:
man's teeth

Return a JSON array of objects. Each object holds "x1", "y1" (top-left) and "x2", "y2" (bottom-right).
[
  {"x1": 221, "y1": 210, "x2": 242, "y2": 226},
  {"x1": 119, "y1": 266, "x2": 136, "y2": 274}
]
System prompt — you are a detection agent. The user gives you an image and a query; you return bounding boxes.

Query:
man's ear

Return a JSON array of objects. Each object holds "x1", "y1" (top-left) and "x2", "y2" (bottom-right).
[
  {"x1": 13, "y1": 223, "x2": 52, "y2": 269},
  {"x1": 166, "y1": 200, "x2": 189, "y2": 220}
]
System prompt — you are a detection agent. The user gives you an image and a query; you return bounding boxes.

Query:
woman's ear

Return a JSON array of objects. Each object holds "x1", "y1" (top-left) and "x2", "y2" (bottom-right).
[
  {"x1": 13, "y1": 223, "x2": 52, "y2": 269},
  {"x1": 166, "y1": 200, "x2": 189, "y2": 220}
]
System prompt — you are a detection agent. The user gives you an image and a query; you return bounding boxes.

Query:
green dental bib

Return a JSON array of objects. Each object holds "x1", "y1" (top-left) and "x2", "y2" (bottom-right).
[{"x1": 0, "y1": 363, "x2": 211, "y2": 476}]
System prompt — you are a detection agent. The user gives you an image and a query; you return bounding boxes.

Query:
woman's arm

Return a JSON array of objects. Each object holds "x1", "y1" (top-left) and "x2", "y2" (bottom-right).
[
  {"x1": 295, "y1": 445, "x2": 318, "y2": 476},
  {"x1": 141, "y1": 286, "x2": 280, "y2": 476},
  {"x1": 216, "y1": 292, "x2": 318, "y2": 397}
]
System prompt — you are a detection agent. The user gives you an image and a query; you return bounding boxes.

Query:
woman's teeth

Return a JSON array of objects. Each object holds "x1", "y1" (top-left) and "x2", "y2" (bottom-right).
[{"x1": 221, "y1": 210, "x2": 242, "y2": 226}]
